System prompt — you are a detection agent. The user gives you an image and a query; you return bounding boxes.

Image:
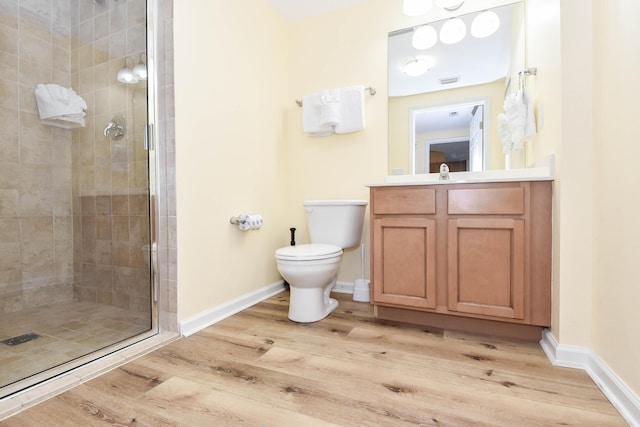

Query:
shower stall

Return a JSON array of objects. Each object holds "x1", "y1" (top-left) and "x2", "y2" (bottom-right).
[{"x1": 0, "y1": 0, "x2": 162, "y2": 397}]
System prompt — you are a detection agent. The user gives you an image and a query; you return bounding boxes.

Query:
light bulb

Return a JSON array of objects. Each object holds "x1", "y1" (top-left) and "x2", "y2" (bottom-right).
[
  {"x1": 117, "y1": 57, "x2": 138, "y2": 84},
  {"x1": 117, "y1": 67, "x2": 138, "y2": 84},
  {"x1": 133, "y1": 62, "x2": 147, "y2": 80},
  {"x1": 471, "y1": 10, "x2": 500, "y2": 38},
  {"x1": 403, "y1": 57, "x2": 434, "y2": 77},
  {"x1": 412, "y1": 25, "x2": 438, "y2": 50},
  {"x1": 439, "y1": 17, "x2": 466, "y2": 44}
]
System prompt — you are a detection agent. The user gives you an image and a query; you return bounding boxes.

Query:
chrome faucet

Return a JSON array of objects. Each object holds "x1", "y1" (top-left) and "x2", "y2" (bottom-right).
[
  {"x1": 103, "y1": 121, "x2": 118, "y2": 136},
  {"x1": 103, "y1": 115, "x2": 126, "y2": 140},
  {"x1": 439, "y1": 163, "x2": 450, "y2": 180}
]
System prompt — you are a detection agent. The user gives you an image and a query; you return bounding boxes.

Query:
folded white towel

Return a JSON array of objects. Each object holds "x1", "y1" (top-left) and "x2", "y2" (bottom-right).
[
  {"x1": 500, "y1": 87, "x2": 537, "y2": 155},
  {"x1": 335, "y1": 86, "x2": 365, "y2": 134},
  {"x1": 504, "y1": 91, "x2": 526, "y2": 150},
  {"x1": 320, "y1": 89, "x2": 341, "y2": 126},
  {"x1": 41, "y1": 117, "x2": 86, "y2": 129},
  {"x1": 497, "y1": 113, "x2": 512, "y2": 155},
  {"x1": 302, "y1": 92, "x2": 335, "y2": 136},
  {"x1": 34, "y1": 84, "x2": 87, "y2": 127},
  {"x1": 522, "y1": 87, "x2": 537, "y2": 141}
]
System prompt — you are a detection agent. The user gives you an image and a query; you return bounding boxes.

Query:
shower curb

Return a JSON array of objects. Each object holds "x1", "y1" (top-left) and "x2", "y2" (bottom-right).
[{"x1": 0, "y1": 331, "x2": 179, "y2": 422}]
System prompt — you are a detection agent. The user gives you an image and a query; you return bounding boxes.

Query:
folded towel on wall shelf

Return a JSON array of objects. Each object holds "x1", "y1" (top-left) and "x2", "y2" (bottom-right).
[
  {"x1": 302, "y1": 92, "x2": 335, "y2": 136},
  {"x1": 34, "y1": 83, "x2": 87, "y2": 129},
  {"x1": 335, "y1": 85, "x2": 365, "y2": 134}
]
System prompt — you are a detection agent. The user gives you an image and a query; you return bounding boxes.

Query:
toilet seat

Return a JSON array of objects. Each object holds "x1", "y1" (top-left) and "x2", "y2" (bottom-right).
[{"x1": 275, "y1": 244, "x2": 342, "y2": 261}]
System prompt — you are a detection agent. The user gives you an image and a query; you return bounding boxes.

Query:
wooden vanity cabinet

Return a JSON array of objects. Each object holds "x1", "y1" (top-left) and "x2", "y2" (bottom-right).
[
  {"x1": 372, "y1": 187, "x2": 437, "y2": 308},
  {"x1": 369, "y1": 181, "x2": 552, "y2": 334}
]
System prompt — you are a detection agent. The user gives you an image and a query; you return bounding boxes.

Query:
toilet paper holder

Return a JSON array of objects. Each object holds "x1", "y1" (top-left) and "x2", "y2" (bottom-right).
[
  {"x1": 230, "y1": 213, "x2": 264, "y2": 231},
  {"x1": 229, "y1": 215, "x2": 247, "y2": 225}
]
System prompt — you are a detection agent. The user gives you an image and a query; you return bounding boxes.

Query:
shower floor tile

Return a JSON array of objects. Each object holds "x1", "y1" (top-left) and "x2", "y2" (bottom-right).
[{"x1": 0, "y1": 302, "x2": 150, "y2": 390}]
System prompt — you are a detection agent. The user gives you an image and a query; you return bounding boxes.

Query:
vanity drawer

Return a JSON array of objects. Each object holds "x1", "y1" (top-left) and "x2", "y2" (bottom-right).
[
  {"x1": 448, "y1": 187, "x2": 525, "y2": 215},
  {"x1": 372, "y1": 187, "x2": 436, "y2": 215}
]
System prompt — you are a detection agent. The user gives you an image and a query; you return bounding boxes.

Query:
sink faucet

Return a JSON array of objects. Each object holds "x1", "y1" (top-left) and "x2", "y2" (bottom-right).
[{"x1": 439, "y1": 163, "x2": 450, "y2": 180}]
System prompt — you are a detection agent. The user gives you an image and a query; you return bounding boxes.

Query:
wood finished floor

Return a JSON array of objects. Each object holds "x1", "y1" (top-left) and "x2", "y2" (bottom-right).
[{"x1": 2, "y1": 293, "x2": 626, "y2": 426}]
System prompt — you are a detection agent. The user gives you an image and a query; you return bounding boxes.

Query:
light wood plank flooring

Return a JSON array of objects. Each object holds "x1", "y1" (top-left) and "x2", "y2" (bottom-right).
[{"x1": 1, "y1": 293, "x2": 626, "y2": 426}]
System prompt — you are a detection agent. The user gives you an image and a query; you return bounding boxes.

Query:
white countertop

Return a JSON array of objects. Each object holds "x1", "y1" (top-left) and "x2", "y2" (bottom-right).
[{"x1": 368, "y1": 166, "x2": 554, "y2": 187}]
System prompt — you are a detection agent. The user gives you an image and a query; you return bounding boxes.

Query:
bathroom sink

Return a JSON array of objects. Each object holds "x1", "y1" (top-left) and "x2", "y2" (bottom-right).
[{"x1": 371, "y1": 166, "x2": 554, "y2": 187}]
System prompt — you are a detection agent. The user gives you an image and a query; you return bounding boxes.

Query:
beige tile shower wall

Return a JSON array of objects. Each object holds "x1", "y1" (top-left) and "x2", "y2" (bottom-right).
[
  {"x1": 155, "y1": 0, "x2": 177, "y2": 332},
  {"x1": 0, "y1": 0, "x2": 75, "y2": 313},
  {"x1": 70, "y1": 0, "x2": 149, "y2": 312}
]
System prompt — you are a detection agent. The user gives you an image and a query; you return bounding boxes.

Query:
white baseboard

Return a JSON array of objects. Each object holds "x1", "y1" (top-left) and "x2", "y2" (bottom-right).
[
  {"x1": 179, "y1": 281, "x2": 286, "y2": 337},
  {"x1": 541, "y1": 329, "x2": 640, "y2": 426},
  {"x1": 333, "y1": 280, "x2": 355, "y2": 294}
]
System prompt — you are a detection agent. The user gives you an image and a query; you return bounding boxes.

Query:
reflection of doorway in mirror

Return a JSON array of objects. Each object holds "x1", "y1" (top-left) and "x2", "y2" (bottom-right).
[
  {"x1": 410, "y1": 97, "x2": 489, "y2": 174},
  {"x1": 427, "y1": 139, "x2": 469, "y2": 173}
]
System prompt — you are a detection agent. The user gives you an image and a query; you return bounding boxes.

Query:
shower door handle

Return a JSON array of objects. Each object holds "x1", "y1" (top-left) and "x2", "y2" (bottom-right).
[{"x1": 144, "y1": 123, "x2": 155, "y2": 151}]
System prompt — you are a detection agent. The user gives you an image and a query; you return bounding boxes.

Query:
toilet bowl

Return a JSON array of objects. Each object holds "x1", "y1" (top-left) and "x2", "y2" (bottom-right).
[
  {"x1": 275, "y1": 200, "x2": 367, "y2": 323},
  {"x1": 276, "y1": 244, "x2": 343, "y2": 322}
]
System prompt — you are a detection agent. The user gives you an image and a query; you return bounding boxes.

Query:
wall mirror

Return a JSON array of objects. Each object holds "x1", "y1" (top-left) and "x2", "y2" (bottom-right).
[{"x1": 388, "y1": 1, "x2": 525, "y2": 175}]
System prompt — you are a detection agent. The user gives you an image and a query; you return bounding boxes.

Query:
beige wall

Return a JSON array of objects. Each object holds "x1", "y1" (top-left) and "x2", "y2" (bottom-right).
[
  {"x1": 174, "y1": 0, "x2": 640, "y2": 398},
  {"x1": 285, "y1": 0, "x2": 392, "y2": 283},
  {"x1": 591, "y1": 0, "x2": 640, "y2": 395},
  {"x1": 174, "y1": 0, "x2": 290, "y2": 320},
  {"x1": 527, "y1": 0, "x2": 640, "y2": 395}
]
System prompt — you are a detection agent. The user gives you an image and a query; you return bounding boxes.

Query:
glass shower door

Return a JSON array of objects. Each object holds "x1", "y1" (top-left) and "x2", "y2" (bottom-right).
[{"x1": 0, "y1": 0, "x2": 154, "y2": 396}]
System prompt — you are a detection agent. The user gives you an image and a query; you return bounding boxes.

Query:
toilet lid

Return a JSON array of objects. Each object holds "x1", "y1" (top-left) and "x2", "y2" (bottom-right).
[{"x1": 275, "y1": 244, "x2": 343, "y2": 261}]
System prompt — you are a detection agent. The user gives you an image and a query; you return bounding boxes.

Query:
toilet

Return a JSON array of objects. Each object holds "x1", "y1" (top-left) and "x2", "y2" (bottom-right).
[{"x1": 275, "y1": 200, "x2": 367, "y2": 323}]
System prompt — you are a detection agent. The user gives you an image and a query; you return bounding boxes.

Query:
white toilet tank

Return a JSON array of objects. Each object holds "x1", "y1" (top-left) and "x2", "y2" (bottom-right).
[{"x1": 304, "y1": 200, "x2": 367, "y2": 249}]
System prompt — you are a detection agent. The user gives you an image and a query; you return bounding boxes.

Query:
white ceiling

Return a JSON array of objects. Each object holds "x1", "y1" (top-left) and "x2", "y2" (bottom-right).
[{"x1": 265, "y1": 0, "x2": 367, "y2": 21}]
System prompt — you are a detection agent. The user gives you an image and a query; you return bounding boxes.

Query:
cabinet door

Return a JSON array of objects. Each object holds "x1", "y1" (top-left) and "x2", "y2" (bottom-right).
[
  {"x1": 447, "y1": 218, "x2": 525, "y2": 319},
  {"x1": 373, "y1": 218, "x2": 436, "y2": 309}
]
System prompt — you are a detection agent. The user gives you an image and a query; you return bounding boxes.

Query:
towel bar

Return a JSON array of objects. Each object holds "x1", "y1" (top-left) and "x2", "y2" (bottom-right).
[
  {"x1": 519, "y1": 67, "x2": 537, "y2": 77},
  {"x1": 296, "y1": 86, "x2": 376, "y2": 107}
]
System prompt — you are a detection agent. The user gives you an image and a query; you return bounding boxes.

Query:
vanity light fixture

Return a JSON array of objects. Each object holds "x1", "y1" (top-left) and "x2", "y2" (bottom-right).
[
  {"x1": 402, "y1": 0, "x2": 433, "y2": 16},
  {"x1": 132, "y1": 52, "x2": 147, "y2": 80},
  {"x1": 412, "y1": 25, "x2": 438, "y2": 50},
  {"x1": 471, "y1": 10, "x2": 500, "y2": 38},
  {"x1": 434, "y1": 0, "x2": 465, "y2": 11},
  {"x1": 117, "y1": 57, "x2": 138, "y2": 84},
  {"x1": 439, "y1": 17, "x2": 466, "y2": 44},
  {"x1": 403, "y1": 57, "x2": 434, "y2": 77}
]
